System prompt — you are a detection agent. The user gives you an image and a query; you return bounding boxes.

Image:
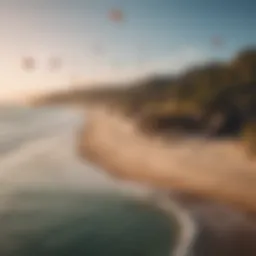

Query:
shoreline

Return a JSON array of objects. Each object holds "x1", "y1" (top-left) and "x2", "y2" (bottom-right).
[
  {"x1": 78, "y1": 108, "x2": 256, "y2": 214},
  {"x1": 77, "y1": 107, "x2": 256, "y2": 255},
  {"x1": 151, "y1": 195, "x2": 197, "y2": 256}
]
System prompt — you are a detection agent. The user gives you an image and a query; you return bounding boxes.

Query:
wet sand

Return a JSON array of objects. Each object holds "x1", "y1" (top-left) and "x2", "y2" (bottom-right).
[{"x1": 171, "y1": 192, "x2": 256, "y2": 256}]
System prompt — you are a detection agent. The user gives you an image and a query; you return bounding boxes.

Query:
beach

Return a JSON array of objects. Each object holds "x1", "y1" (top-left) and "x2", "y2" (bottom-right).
[
  {"x1": 1, "y1": 105, "x2": 256, "y2": 255},
  {"x1": 0, "y1": 106, "x2": 195, "y2": 256},
  {"x1": 78, "y1": 106, "x2": 256, "y2": 255}
]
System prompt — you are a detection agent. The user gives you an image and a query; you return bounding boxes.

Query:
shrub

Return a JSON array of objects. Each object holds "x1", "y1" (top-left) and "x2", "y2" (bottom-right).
[{"x1": 242, "y1": 121, "x2": 256, "y2": 158}]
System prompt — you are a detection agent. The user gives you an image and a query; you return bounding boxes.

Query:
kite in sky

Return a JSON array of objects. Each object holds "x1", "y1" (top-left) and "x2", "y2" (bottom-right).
[
  {"x1": 21, "y1": 57, "x2": 36, "y2": 71},
  {"x1": 92, "y1": 44, "x2": 105, "y2": 57},
  {"x1": 48, "y1": 56, "x2": 62, "y2": 72},
  {"x1": 211, "y1": 36, "x2": 224, "y2": 48},
  {"x1": 109, "y1": 8, "x2": 124, "y2": 23}
]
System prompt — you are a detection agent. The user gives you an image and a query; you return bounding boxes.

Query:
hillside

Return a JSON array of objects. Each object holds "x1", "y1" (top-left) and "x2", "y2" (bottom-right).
[{"x1": 33, "y1": 47, "x2": 256, "y2": 155}]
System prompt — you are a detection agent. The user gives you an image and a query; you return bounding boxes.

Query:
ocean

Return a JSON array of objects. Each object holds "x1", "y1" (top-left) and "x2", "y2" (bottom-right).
[{"x1": 0, "y1": 106, "x2": 186, "y2": 256}]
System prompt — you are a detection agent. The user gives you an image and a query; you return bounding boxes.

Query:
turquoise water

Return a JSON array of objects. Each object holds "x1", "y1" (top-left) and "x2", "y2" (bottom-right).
[{"x1": 0, "y1": 191, "x2": 178, "y2": 256}]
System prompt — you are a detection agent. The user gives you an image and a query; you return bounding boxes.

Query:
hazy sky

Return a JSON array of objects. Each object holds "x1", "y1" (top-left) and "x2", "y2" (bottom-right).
[{"x1": 0, "y1": 0, "x2": 255, "y2": 101}]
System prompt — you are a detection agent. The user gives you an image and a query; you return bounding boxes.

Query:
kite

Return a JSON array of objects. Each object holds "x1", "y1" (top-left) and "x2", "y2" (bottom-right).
[
  {"x1": 21, "y1": 56, "x2": 36, "y2": 71},
  {"x1": 109, "y1": 8, "x2": 124, "y2": 23},
  {"x1": 211, "y1": 36, "x2": 224, "y2": 48},
  {"x1": 48, "y1": 56, "x2": 62, "y2": 72},
  {"x1": 92, "y1": 44, "x2": 105, "y2": 56}
]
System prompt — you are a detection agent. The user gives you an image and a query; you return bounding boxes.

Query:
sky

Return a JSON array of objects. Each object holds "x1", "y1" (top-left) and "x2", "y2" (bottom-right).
[{"x1": 0, "y1": 0, "x2": 255, "y2": 102}]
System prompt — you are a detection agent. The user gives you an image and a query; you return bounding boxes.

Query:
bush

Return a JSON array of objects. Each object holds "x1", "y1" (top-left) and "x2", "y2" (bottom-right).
[{"x1": 242, "y1": 121, "x2": 256, "y2": 158}]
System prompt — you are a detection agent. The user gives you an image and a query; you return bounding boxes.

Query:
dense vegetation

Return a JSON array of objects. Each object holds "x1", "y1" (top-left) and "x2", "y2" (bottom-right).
[{"x1": 34, "y1": 47, "x2": 256, "y2": 155}]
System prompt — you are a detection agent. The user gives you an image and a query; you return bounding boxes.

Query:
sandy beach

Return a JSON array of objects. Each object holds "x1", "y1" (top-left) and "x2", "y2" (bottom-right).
[{"x1": 78, "y1": 107, "x2": 256, "y2": 255}]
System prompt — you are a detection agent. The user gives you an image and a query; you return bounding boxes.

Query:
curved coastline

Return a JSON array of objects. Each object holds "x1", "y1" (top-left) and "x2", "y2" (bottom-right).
[
  {"x1": 78, "y1": 107, "x2": 256, "y2": 213},
  {"x1": 78, "y1": 110, "x2": 198, "y2": 256},
  {"x1": 150, "y1": 194, "x2": 197, "y2": 256},
  {"x1": 1, "y1": 105, "x2": 255, "y2": 255},
  {"x1": 78, "y1": 107, "x2": 256, "y2": 255}
]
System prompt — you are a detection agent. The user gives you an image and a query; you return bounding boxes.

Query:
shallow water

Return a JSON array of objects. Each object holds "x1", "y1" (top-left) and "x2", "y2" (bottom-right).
[
  {"x1": 0, "y1": 106, "x2": 180, "y2": 256},
  {"x1": 0, "y1": 191, "x2": 177, "y2": 256}
]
